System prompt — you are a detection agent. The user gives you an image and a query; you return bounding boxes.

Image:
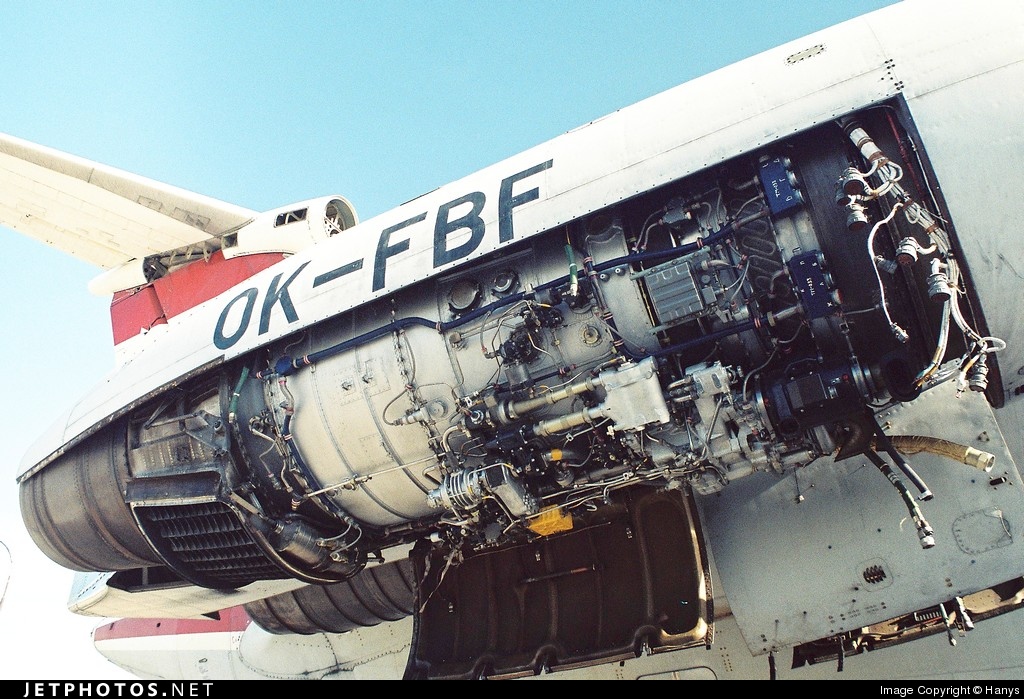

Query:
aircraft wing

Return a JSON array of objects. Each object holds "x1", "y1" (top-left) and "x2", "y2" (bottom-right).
[{"x1": 0, "y1": 132, "x2": 257, "y2": 271}]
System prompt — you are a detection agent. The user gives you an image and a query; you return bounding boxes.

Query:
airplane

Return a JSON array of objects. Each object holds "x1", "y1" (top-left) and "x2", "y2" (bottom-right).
[{"x1": 5, "y1": 0, "x2": 1024, "y2": 681}]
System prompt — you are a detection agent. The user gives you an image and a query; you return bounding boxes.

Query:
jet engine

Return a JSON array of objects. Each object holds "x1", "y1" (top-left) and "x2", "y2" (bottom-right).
[{"x1": 19, "y1": 100, "x2": 1009, "y2": 677}]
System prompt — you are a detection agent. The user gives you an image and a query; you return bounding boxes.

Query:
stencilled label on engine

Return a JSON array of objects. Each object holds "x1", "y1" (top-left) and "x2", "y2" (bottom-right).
[
  {"x1": 331, "y1": 357, "x2": 391, "y2": 406},
  {"x1": 787, "y1": 251, "x2": 837, "y2": 320}
]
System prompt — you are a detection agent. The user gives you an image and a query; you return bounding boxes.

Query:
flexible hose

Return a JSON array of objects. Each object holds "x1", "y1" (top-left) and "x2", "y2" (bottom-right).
[
  {"x1": 881, "y1": 435, "x2": 995, "y2": 472},
  {"x1": 871, "y1": 415, "x2": 932, "y2": 500},
  {"x1": 865, "y1": 449, "x2": 935, "y2": 549},
  {"x1": 228, "y1": 365, "x2": 250, "y2": 425}
]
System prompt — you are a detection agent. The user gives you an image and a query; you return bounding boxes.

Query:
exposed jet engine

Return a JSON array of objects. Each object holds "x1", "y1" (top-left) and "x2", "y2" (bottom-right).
[{"x1": 19, "y1": 101, "x2": 1012, "y2": 677}]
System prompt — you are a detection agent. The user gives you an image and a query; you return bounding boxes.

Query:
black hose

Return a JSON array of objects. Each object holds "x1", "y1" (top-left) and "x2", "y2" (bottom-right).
[
  {"x1": 870, "y1": 414, "x2": 933, "y2": 500},
  {"x1": 651, "y1": 319, "x2": 758, "y2": 359},
  {"x1": 865, "y1": 448, "x2": 935, "y2": 549},
  {"x1": 592, "y1": 207, "x2": 769, "y2": 274}
]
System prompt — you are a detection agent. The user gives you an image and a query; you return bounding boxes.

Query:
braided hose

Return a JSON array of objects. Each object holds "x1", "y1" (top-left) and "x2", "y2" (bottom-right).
[{"x1": 878, "y1": 435, "x2": 995, "y2": 472}]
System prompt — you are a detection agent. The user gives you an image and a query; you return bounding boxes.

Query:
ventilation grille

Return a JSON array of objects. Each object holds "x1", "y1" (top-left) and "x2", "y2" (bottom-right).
[{"x1": 135, "y1": 501, "x2": 286, "y2": 589}]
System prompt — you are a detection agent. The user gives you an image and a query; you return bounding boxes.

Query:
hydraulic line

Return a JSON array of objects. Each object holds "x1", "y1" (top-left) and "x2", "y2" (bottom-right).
[
  {"x1": 870, "y1": 414, "x2": 932, "y2": 500},
  {"x1": 565, "y1": 243, "x2": 579, "y2": 297},
  {"x1": 915, "y1": 298, "x2": 951, "y2": 388},
  {"x1": 228, "y1": 365, "x2": 250, "y2": 426},
  {"x1": 865, "y1": 202, "x2": 906, "y2": 341},
  {"x1": 592, "y1": 207, "x2": 770, "y2": 273},
  {"x1": 266, "y1": 266, "x2": 639, "y2": 377},
  {"x1": 840, "y1": 117, "x2": 1006, "y2": 360},
  {"x1": 865, "y1": 449, "x2": 935, "y2": 549},
  {"x1": 264, "y1": 211, "x2": 781, "y2": 379},
  {"x1": 652, "y1": 319, "x2": 756, "y2": 359},
  {"x1": 277, "y1": 378, "x2": 357, "y2": 523},
  {"x1": 651, "y1": 305, "x2": 800, "y2": 360}
]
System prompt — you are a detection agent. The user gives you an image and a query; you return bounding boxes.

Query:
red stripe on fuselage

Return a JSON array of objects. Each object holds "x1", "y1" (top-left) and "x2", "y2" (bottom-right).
[
  {"x1": 110, "y1": 251, "x2": 285, "y2": 345},
  {"x1": 93, "y1": 606, "x2": 251, "y2": 641}
]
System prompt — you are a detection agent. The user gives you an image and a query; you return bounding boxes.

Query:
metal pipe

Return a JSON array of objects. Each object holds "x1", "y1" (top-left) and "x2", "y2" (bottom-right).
[{"x1": 501, "y1": 375, "x2": 602, "y2": 422}]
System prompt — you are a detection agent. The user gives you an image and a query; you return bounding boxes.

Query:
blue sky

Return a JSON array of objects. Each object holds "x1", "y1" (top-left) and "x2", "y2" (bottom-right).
[{"x1": 0, "y1": 0, "x2": 897, "y2": 680}]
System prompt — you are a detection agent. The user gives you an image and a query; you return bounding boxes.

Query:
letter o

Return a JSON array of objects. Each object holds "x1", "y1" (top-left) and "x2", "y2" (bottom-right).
[{"x1": 214, "y1": 288, "x2": 259, "y2": 349}]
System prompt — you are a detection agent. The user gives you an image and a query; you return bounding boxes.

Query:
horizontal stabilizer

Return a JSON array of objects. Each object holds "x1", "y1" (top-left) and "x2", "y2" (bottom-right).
[{"x1": 0, "y1": 132, "x2": 257, "y2": 270}]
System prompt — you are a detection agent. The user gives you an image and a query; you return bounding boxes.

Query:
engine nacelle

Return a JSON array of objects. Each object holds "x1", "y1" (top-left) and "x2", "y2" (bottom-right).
[
  {"x1": 222, "y1": 195, "x2": 357, "y2": 259},
  {"x1": 20, "y1": 103, "x2": 1001, "y2": 598}
]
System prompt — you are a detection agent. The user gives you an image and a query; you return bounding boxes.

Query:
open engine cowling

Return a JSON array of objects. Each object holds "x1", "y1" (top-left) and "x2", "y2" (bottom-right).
[{"x1": 20, "y1": 100, "x2": 1005, "y2": 673}]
